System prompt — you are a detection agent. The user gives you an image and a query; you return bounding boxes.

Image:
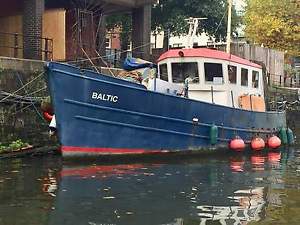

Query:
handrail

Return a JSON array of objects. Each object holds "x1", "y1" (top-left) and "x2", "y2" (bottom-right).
[
  {"x1": 267, "y1": 73, "x2": 300, "y2": 88},
  {"x1": 0, "y1": 31, "x2": 53, "y2": 60}
]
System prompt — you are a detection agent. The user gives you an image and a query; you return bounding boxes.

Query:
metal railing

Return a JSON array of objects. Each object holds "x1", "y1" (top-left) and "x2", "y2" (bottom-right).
[
  {"x1": 268, "y1": 73, "x2": 300, "y2": 88},
  {"x1": 0, "y1": 32, "x2": 53, "y2": 60}
]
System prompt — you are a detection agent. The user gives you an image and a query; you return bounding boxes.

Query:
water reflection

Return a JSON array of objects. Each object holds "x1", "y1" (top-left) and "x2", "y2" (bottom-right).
[
  {"x1": 196, "y1": 187, "x2": 265, "y2": 224},
  {"x1": 0, "y1": 148, "x2": 299, "y2": 225}
]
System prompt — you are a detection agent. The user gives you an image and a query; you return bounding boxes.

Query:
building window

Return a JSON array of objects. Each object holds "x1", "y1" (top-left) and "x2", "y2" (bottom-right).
[
  {"x1": 105, "y1": 38, "x2": 110, "y2": 48},
  {"x1": 228, "y1": 65, "x2": 237, "y2": 84},
  {"x1": 204, "y1": 63, "x2": 223, "y2": 83},
  {"x1": 241, "y1": 68, "x2": 248, "y2": 86},
  {"x1": 252, "y1": 71, "x2": 259, "y2": 88},
  {"x1": 172, "y1": 62, "x2": 199, "y2": 83},
  {"x1": 159, "y1": 64, "x2": 168, "y2": 81}
]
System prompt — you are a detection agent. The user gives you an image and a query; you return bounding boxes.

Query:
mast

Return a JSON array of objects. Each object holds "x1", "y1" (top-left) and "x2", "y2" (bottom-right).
[
  {"x1": 185, "y1": 17, "x2": 207, "y2": 49},
  {"x1": 226, "y1": 0, "x2": 232, "y2": 54}
]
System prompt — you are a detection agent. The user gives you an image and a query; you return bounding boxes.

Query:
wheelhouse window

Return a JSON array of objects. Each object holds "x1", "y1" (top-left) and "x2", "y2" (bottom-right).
[
  {"x1": 228, "y1": 65, "x2": 237, "y2": 84},
  {"x1": 252, "y1": 70, "x2": 259, "y2": 88},
  {"x1": 171, "y1": 62, "x2": 199, "y2": 83},
  {"x1": 204, "y1": 63, "x2": 223, "y2": 84},
  {"x1": 241, "y1": 68, "x2": 248, "y2": 86},
  {"x1": 159, "y1": 64, "x2": 168, "y2": 81}
]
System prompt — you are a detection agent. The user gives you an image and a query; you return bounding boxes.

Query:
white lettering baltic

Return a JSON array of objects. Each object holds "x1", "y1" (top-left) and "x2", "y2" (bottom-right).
[{"x1": 91, "y1": 92, "x2": 119, "y2": 103}]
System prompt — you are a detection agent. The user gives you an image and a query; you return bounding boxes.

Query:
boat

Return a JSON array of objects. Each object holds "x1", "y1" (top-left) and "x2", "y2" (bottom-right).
[
  {"x1": 45, "y1": 16, "x2": 290, "y2": 158},
  {"x1": 45, "y1": 46, "x2": 289, "y2": 157}
]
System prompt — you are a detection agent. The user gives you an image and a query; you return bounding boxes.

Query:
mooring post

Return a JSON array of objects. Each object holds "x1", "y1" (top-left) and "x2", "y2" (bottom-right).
[{"x1": 250, "y1": 94, "x2": 253, "y2": 111}]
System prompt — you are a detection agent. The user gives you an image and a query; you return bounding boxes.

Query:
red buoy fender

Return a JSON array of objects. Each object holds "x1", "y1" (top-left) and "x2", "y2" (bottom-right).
[
  {"x1": 251, "y1": 137, "x2": 265, "y2": 151},
  {"x1": 267, "y1": 136, "x2": 281, "y2": 149},
  {"x1": 43, "y1": 111, "x2": 53, "y2": 122},
  {"x1": 229, "y1": 137, "x2": 245, "y2": 151}
]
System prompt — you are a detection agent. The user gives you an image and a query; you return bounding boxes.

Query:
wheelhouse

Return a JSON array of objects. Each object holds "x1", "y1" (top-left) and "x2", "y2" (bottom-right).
[{"x1": 157, "y1": 48, "x2": 265, "y2": 111}]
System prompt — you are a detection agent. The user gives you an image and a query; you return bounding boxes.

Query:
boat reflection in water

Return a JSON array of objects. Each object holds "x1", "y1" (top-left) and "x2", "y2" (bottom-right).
[
  {"x1": 197, "y1": 187, "x2": 265, "y2": 225},
  {"x1": 47, "y1": 150, "x2": 290, "y2": 225}
]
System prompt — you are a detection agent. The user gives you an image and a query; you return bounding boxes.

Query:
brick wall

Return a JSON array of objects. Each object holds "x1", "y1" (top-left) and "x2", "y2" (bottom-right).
[{"x1": 23, "y1": 0, "x2": 45, "y2": 60}]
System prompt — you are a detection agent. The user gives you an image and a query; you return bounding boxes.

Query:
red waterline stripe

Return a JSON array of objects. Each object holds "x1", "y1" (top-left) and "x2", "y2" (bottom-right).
[{"x1": 61, "y1": 146, "x2": 163, "y2": 154}]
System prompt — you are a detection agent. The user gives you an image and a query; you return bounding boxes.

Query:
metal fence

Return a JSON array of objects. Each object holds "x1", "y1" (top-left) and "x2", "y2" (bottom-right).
[
  {"x1": 0, "y1": 32, "x2": 53, "y2": 60},
  {"x1": 268, "y1": 73, "x2": 300, "y2": 88}
]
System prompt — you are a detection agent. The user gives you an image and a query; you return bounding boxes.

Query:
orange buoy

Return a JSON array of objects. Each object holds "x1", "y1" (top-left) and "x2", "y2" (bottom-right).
[
  {"x1": 43, "y1": 111, "x2": 53, "y2": 122},
  {"x1": 267, "y1": 136, "x2": 281, "y2": 149},
  {"x1": 251, "y1": 137, "x2": 265, "y2": 151},
  {"x1": 229, "y1": 137, "x2": 245, "y2": 151}
]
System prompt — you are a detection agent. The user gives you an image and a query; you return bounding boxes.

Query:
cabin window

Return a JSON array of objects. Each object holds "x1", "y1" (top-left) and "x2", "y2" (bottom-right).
[
  {"x1": 204, "y1": 63, "x2": 223, "y2": 84},
  {"x1": 228, "y1": 65, "x2": 237, "y2": 84},
  {"x1": 159, "y1": 64, "x2": 168, "y2": 81},
  {"x1": 171, "y1": 62, "x2": 199, "y2": 83},
  {"x1": 252, "y1": 71, "x2": 259, "y2": 88},
  {"x1": 241, "y1": 68, "x2": 248, "y2": 86}
]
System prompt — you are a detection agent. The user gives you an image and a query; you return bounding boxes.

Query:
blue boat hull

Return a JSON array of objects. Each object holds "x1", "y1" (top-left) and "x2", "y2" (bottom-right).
[{"x1": 46, "y1": 62, "x2": 286, "y2": 157}]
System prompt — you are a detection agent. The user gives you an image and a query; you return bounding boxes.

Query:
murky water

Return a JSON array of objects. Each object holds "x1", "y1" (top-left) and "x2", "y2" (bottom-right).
[{"x1": 0, "y1": 147, "x2": 299, "y2": 225}]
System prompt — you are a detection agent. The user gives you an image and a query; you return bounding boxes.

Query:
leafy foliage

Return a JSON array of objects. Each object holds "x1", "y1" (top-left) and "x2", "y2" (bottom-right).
[
  {"x1": 244, "y1": 0, "x2": 300, "y2": 56},
  {"x1": 152, "y1": 0, "x2": 240, "y2": 41},
  {"x1": 106, "y1": 14, "x2": 132, "y2": 58},
  {"x1": 106, "y1": 0, "x2": 240, "y2": 49},
  {"x1": 0, "y1": 139, "x2": 30, "y2": 153}
]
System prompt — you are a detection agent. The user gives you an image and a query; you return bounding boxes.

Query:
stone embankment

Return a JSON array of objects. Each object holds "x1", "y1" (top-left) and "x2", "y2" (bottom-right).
[{"x1": 0, "y1": 57, "x2": 57, "y2": 156}]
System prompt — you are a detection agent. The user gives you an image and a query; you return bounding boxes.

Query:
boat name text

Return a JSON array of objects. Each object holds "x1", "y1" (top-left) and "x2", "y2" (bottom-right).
[{"x1": 92, "y1": 92, "x2": 118, "y2": 103}]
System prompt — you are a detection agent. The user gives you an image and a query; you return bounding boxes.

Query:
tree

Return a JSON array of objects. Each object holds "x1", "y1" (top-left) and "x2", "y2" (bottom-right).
[
  {"x1": 152, "y1": 0, "x2": 240, "y2": 42},
  {"x1": 106, "y1": 14, "x2": 132, "y2": 60},
  {"x1": 107, "y1": 0, "x2": 240, "y2": 52},
  {"x1": 244, "y1": 0, "x2": 300, "y2": 56}
]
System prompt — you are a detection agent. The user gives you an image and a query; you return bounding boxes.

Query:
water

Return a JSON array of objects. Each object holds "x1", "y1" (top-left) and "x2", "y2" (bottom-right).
[{"x1": 0, "y1": 148, "x2": 299, "y2": 225}]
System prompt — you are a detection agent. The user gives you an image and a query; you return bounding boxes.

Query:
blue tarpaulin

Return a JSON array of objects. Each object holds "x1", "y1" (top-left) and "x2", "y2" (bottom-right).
[{"x1": 123, "y1": 57, "x2": 156, "y2": 71}]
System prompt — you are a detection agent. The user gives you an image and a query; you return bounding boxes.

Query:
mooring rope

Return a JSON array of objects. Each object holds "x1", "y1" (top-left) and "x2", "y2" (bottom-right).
[
  {"x1": 0, "y1": 71, "x2": 45, "y2": 103},
  {"x1": 14, "y1": 71, "x2": 46, "y2": 123}
]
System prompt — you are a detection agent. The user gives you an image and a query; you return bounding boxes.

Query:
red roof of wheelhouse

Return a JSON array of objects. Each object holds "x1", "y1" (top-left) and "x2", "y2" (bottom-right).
[{"x1": 157, "y1": 48, "x2": 262, "y2": 69}]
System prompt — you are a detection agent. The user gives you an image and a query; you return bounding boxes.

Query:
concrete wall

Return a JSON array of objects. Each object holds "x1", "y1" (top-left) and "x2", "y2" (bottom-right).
[
  {"x1": 43, "y1": 9, "x2": 66, "y2": 60},
  {"x1": 0, "y1": 15, "x2": 23, "y2": 57}
]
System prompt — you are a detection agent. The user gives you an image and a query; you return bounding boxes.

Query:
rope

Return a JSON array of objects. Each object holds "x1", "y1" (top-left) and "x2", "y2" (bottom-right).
[
  {"x1": 94, "y1": 49, "x2": 116, "y2": 77},
  {"x1": 0, "y1": 71, "x2": 45, "y2": 103},
  {"x1": 213, "y1": 11, "x2": 226, "y2": 37},
  {"x1": 66, "y1": 35, "x2": 155, "y2": 64},
  {"x1": 14, "y1": 71, "x2": 47, "y2": 123},
  {"x1": 80, "y1": 47, "x2": 100, "y2": 73}
]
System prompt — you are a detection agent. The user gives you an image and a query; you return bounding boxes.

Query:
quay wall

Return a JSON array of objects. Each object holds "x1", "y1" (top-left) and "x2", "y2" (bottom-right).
[{"x1": 0, "y1": 57, "x2": 55, "y2": 146}]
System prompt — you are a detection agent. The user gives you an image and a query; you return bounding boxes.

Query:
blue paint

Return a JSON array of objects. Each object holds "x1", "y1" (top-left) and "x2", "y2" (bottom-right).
[{"x1": 46, "y1": 62, "x2": 286, "y2": 155}]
